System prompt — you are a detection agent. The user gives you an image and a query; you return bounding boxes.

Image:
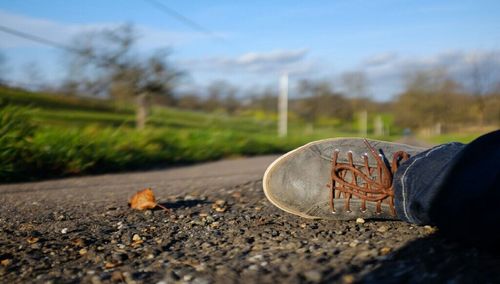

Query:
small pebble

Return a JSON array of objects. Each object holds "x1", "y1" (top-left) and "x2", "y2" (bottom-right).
[
  {"x1": 349, "y1": 240, "x2": 359, "y2": 248},
  {"x1": 303, "y1": 270, "x2": 322, "y2": 282},
  {"x1": 380, "y1": 247, "x2": 392, "y2": 255},
  {"x1": 111, "y1": 271, "x2": 124, "y2": 282},
  {"x1": 424, "y1": 225, "x2": 437, "y2": 234},
  {"x1": 356, "y1": 218, "x2": 365, "y2": 224},
  {"x1": 248, "y1": 264, "x2": 259, "y2": 270},
  {"x1": 377, "y1": 226, "x2": 388, "y2": 233},
  {"x1": 27, "y1": 237, "x2": 39, "y2": 244},
  {"x1": 2, "y1": 176, "x2": 487, "y2": 283},
  {"x1": 248, "y1": 254, "x2": 264, "y2": 262},
  {"x1": 342, "y1": 274, "x2": 355, "y2": 284}
]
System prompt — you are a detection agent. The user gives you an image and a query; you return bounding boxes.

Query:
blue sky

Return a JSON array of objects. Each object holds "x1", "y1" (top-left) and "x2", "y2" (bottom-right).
[{"x1": 1, "y1": 0, "x2": 499, "y2": 100}]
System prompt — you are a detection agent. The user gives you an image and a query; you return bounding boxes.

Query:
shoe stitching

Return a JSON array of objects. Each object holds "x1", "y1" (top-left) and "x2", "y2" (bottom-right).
[
  {"x1": 401, "y1": 144, "x2": 446, "y2": 223},
  {"x1": 318, "y1": 144, "x2": 371, "y2": 163},
  {"x1": 319, "y1": 144, "x2": 424, "y2": 163}
]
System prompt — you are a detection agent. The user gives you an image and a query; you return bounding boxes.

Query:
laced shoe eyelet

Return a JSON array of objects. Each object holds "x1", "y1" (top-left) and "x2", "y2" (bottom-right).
[{"x1": 328, "y1": 139, "x2": 410, "y2": 218}]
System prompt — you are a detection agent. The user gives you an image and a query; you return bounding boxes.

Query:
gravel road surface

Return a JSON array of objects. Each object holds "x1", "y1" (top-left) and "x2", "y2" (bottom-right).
[{"x1": 1, "y1": 156, "x2": 499, "y2": 283}]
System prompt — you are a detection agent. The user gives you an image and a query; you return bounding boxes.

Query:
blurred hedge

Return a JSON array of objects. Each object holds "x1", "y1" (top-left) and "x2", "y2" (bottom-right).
[{"x1": 0, "y1": 106, "x2": 299, "y2": 182}]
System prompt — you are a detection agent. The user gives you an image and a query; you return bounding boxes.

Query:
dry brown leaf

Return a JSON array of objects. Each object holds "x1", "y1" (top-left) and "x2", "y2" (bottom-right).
[
  {"x1": 129, "y1": 188, "x2": 169, "y2": 212},
  {"x1": 129, "y1": 188, "x2": 157, "y2": 210}
]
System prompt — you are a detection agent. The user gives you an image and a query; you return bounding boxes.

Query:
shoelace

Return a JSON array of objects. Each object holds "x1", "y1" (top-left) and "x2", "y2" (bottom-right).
[{"x1": 327, "y1": 139, "x2": 409, "y2": 216}]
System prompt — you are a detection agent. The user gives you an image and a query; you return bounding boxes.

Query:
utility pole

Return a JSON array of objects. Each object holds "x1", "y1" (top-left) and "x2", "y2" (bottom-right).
[
  {"x1": 136, "y1": 92, "x2": 150, "y2": 130},
  {"x1": 359, "y1": 110, "x2": 368, "y2": 136},
  {"x1": 374, "y1": 115, "x2": 383, "y2": 136},
  {"x1": 278, "y1": 73, "x2": 288, "y2": 137}
]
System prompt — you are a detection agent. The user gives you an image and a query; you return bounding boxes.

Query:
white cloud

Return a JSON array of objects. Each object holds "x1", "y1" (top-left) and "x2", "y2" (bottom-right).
[
  {"x1": 364, "y1": 50, "x2": 500, "y2": 99},
  {"x1": 235, "y1": 49, "x2": 308, "y2": 65},
  {"x1": 397, "y1": 50, "x2": 500, "y2": 77},
  {"x1": 362, "y1": 52, "x2": 398, "y2": 67},
  {"x1": 181, "y1": 48, "x2": 312, "y2": 75},
  {"x1": 363, "y1": 50, "x2": 500, "y2": 74},
  {"x1": 0, "y1": 9, "x2": 204, "y2": 50}
]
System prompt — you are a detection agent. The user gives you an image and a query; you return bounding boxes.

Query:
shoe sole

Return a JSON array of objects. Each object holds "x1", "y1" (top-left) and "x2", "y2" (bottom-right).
[{"x1": 263, "y1": 137, "x2": 426, "y2": 220}]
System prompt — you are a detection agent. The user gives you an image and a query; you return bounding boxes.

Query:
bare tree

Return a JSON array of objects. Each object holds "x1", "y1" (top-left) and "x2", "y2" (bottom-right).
[
  {"x1": 341, "y1": 71, "x2": 370, "y2": 99},
  {"x1": 204, "y1": 80, "x2": 239, "y2": 113},
  {"x1": 223, "y1": 92, "x2": 239, "y2": 114},
  {"x1": 176, "y1": 92, "x2": 202, "y2": 110},
  {"x1": 467, "y1": 52, "x2": 499, "y2": 126},
  {"x1": 246, "y1": 86, "x2": 278, "y2": 113},
  {"x1": 140, "y1": 50, "x2": 181, "y2": 101},
  {"x1": 296, "y1": 79, "x2": 324, "y2": 126},
  {"x1": 295, "y1": 79, "x2": 352, "y2": 129},
  {"x1": 485, "y1": 82, "x2": 500, "y2": 125},
  {"x1": 394, "y1": 69, "x2": 470, "y2": 131},
  {"x1": 63, "y1": 24, "x2": 182, "y2": 129},
  {"x1": 341, "y1": 71, "x2": 371, "y2": 134},
  {"x1": 134, "y1": 50, "x2": 182, "y2": 128},
  {"x1": 64, "y1": 24, "x2": 137, "y2": 97}
]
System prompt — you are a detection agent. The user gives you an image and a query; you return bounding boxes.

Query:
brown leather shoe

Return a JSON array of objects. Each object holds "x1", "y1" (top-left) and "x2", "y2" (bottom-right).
[{"x1": 263, "y1": 138, "x2": 426, "y2": 220}]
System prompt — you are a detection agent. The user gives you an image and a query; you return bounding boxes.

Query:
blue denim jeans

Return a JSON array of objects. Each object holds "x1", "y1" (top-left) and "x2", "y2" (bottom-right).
[{"x1": 393, "y1": 130, "x2": 500, "y2": 244}]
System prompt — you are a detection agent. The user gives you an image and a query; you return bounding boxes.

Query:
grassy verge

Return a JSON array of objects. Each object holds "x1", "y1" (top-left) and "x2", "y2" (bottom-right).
[
  {"x1": 0, "y1": 105, "x2": 343, "y2": 182},
  {"x1": 0, "y1": 87, "x2": 405, "y2": 183},
  {"x1": 421, "y1": 132, "x2": 491, "y2": 144},
  {"x1": 1, "y1": 105, "x2": 404, "y2": 183},
  {"x1": 0, "y1": 86, "x2": 132, "y2": 113}
]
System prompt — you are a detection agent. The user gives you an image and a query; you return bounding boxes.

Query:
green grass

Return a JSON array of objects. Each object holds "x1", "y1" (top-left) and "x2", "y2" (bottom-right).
[
  {"x1": 0, "y1": 86, "x2": 132, "y2": 113},
  {"x1": 0, "y1": 105, "x2": 317, "y2": 182},
  {"x1": 33, "y1": 109, "x2": 135, "y2": 127},
  {"x1": 0, "y1": 87, "x2": 402, "y2": 182},
  {"x1": 422, "y1": 132, "x2": 485, "y2": 144}
]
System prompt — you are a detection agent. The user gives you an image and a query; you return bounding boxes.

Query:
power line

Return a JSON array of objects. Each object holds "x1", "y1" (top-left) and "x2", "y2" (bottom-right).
[
  {"x1": 0, "y1": 24, "x2": 109, "y2": 66},
  {"x1": 0, "y1": 24, "x2": 81, "y2": 53},
  {"x1": 142, "y1": 0, "x2": 224, "y2": 41}
]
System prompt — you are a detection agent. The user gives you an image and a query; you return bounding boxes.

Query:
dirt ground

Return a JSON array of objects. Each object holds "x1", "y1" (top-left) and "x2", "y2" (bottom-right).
[{"x1": 1, "y1": 156, "x2": 499, "y2": 283}]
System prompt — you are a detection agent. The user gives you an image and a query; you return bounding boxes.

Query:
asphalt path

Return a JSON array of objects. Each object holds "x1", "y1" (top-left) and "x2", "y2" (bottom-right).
[
  {"x1": 0, "y1": 156, "x2": 278, "y2": 204},
  {"x1": 1, "y1": 155, "x2": 499, "y2": 283}
]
